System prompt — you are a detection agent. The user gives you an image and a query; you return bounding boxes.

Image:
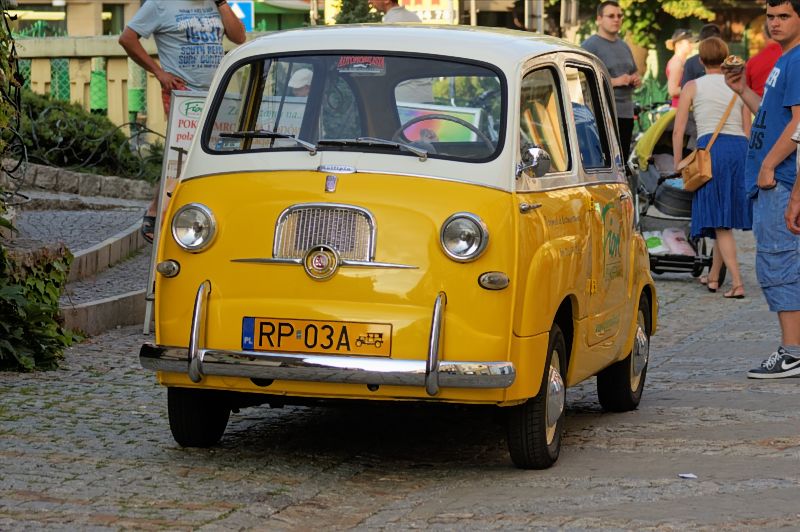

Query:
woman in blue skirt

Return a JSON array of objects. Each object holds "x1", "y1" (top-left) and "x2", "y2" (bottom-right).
[{"x1": 673, "y1": 37, "x2": 753, "y2": 298}]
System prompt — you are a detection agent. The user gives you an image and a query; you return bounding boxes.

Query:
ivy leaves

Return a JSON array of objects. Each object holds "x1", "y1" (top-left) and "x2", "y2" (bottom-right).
[{"x1": 0, "y1": 245, "x2": 78, "y2": 371}]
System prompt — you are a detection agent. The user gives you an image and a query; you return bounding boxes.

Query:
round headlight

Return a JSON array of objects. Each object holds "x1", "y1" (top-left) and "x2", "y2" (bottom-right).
[
  {"x1": 171, "y1": 203, "x2": 216, "y2": 252},
  {"x1": 440, "y1": 212, "x2": 488, "y2": 262}
]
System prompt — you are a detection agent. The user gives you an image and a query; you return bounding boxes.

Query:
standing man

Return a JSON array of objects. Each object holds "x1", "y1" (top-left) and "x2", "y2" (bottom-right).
[
  {"x1": 119, "y1": 0, "x2": 246, "y2": 243},
  {"x1": 724, "y1": 0, "x2": 800, "y2": 379},
  {"x1": 372, "y1": 0, "x2": 421, "y2": 22},
  {"x1": 681, "y1": 24, "x2": 722, "y2": 86},
  {"x1": 581, "y1": 1, "x2": 641, "y2": 162}
]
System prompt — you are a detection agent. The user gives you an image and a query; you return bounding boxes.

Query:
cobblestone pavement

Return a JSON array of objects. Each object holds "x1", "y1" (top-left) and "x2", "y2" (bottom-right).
[
  {"x1": 2, "y1": 232, "x2": 799, "y2": 530},
  {"x1": 13, "y1": 189, "x2": 147, "y2": 252},
  {"x1": 15, "y1": 208, "x2": 143, "y2": 253}
]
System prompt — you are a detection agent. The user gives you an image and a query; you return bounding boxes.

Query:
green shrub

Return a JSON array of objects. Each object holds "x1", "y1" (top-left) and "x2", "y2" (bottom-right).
[
  {"x1": 0, "y1": 243, "x2": 78, "y2": 371},
  {"x1": 4, "y1": 88, "x2": 163, "y2": 182}
]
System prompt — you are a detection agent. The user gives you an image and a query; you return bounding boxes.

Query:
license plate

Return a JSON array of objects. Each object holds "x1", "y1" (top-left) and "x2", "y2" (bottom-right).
[{"x1": 242, "y1": 317, "x2": 392, "y2": 356}]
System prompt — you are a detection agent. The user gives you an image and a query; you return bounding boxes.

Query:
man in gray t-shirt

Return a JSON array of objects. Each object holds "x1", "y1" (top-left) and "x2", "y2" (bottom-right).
[
  {"x1": 119, "y1": 0, "x2": 245, "y2": 243},
  {"x1": 119, "y1": 0, "x2": 245, "y2": 112},
  {"x1": 581, "y1": 1, "x2": 640, "y2": 162}
]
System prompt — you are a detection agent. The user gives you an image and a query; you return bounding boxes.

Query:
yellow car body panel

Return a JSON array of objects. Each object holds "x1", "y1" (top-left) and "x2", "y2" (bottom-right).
[
  {"x1": 154, "y1": 170, "x2": 654, "y2": 404},
  {"x1": 156, "y1": 171, "x2": 522, "y2": 403}
]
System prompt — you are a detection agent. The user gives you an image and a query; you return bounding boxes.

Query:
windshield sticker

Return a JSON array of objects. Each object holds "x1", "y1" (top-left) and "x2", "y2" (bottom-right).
[
  {"x1": 215, "y1": 138, "x2": 242, "y2": 151},
  {"x1": 337, "y1": 56, "x2": 386, "y2": 75}
]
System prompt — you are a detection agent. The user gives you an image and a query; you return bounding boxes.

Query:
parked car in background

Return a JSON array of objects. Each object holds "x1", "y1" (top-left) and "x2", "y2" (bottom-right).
[{"x1": 140, "y1": 25, "x2": 657, "y2": 469}]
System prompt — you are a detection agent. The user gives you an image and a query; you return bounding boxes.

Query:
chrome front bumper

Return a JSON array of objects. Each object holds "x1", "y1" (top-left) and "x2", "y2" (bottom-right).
[{"x1": 140, "y1": 281, "x2": 516, "y2": 396}]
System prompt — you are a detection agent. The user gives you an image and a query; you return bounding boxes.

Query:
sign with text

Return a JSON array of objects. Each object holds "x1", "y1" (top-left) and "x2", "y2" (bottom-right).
[
  {"x1": 229, "y1": 0, "x2": 255, "y2": 32},
  {"x1": 164, "y1": 92, "x2": 207, "y2": 181}
]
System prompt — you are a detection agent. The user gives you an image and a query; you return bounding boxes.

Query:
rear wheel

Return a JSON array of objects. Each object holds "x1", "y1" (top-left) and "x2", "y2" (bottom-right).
[
  {"x1": 168, "y1": 387, "x2": 230, "y2": 447},
  {"x1": 597, "y1": 293, "x2": 651, "y2": 412},
  {"x1": 507, "y1": 323, "x2": 566, "y2": 469}
]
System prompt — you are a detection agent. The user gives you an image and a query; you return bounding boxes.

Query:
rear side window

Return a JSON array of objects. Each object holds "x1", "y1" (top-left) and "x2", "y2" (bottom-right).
[
  {"x1": 519, "y1": 67, "x2": 570, "y2": 173},
  {"x1": 565, "y1": 65, "x2": 611, "y2": 170}
]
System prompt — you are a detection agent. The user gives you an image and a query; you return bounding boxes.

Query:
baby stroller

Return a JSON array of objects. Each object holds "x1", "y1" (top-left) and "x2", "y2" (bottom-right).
[{"x1": 630, "y1": 108, "x2": 727, "y2": 283}]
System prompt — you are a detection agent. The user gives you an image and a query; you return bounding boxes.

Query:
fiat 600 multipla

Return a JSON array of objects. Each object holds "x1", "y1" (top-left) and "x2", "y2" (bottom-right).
[{"x1": 140, "y1": 25, "x2": 657, "y2": 469}]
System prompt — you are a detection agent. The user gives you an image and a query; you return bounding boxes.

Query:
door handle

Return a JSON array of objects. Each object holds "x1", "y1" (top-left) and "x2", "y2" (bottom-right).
[
  {"x1": 619, "y1": 192, "x2": 630, "y2": 201},
  {"x1": 519, "y1": 202, "x2": 542, "y2": 213}
]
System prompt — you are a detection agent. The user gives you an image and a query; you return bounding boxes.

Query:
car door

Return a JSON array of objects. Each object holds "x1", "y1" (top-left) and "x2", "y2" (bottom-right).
[
  {"x1": 513, "y1": 63, "x2": 593, "y2": 339},
  {"x1": 563, "y1": 62, "x2": 633, "y2": 350}
]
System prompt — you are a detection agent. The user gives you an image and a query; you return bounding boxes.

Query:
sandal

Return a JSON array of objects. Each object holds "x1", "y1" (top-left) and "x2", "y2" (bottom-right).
[
  {"x1": 706, "y1": 278, "x2": 719, "y2": 293},
  {"x1": 699, "y1": 274, "x2": 709, "y2": 285},
  {"x1": 723, "y1": 285, "x2": 745, "y2": 299},
  {"x1": 141, "y1": 214, "x2": 155, "y2": 244}
]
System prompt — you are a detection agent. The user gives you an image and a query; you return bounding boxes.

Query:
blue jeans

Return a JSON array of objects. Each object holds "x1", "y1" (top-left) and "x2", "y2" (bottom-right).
[{"x1": 753, "y1": 184, "x2": 800, "y2": 312}]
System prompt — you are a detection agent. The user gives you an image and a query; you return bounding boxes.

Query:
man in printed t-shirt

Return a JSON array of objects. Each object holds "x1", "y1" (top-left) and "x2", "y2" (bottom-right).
[
  {"x1": 119, "y1": 0, "x2": 245, "y2": 243},
  {"x1": 724, "y1": 0, "x2": 800, "y2": 379}
]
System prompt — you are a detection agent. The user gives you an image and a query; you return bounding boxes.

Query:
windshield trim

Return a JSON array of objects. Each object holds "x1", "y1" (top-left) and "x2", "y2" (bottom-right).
[{"x1": 200, "y1": 50, "x2": 508, "y2": 165}]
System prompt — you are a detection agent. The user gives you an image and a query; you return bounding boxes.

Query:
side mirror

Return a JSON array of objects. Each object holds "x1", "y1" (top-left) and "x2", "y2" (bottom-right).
[{"x1": 516, "y1": 145, "x2": 552, "y2": 178}]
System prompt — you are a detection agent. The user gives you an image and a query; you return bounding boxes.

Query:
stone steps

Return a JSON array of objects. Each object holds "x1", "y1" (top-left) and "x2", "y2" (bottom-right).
[
  {"x1": 60, "y1": 250, "x2": 151, "y2": 336},
  {"x1": 10, "y1": 184, "x2": 153, "y2": 336}
]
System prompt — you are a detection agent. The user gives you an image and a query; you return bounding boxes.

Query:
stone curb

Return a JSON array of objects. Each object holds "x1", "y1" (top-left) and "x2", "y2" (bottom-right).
[
  {"x1": 1, "y1": 159, "x2": 157, "y2": 200},
  {"x1": 68, "y1": 220, "x2": 147, "y2": 282},
  {"x1": 61, "y1": 289, "x2": 146, "y2": 336}
]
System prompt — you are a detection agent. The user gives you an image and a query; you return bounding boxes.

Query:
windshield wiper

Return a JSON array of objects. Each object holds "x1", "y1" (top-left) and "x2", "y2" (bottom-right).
[
  {"x1": 220, "y1": 130, "x2": 317, "y2": 154},
  {"x1": 318, "y1": 137, "x2": 428, "y2": 161}
]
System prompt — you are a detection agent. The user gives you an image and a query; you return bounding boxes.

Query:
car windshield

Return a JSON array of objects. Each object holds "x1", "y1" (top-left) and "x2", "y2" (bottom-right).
[{"x1": 204, "y1": 54, "x2": 505, "y2": 162}]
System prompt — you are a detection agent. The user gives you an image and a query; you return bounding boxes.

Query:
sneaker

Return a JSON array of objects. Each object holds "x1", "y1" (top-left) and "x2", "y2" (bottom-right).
[{"x1": 747, "y1": 348, "x2": 800, "y2": 379}]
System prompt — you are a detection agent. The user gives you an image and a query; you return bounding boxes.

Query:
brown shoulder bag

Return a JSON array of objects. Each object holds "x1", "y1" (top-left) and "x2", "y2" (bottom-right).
[{"x1": 677, "y1": 95, "x2": 738, "y2": 192}]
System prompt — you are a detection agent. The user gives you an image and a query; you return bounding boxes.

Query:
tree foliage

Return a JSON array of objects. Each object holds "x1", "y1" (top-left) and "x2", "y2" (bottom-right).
[
  {"x1": 620, "y1": 0, "x2": 715, "y2": 47},
  {"x1": 547, "y1": 0, "x2": 717, "y2": 47},
  {"x1": 334, "y1": 0, "x2": 382, "y2": 24}
]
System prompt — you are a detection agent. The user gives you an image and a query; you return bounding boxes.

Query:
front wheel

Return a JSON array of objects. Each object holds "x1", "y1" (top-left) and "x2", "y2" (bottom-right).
[
  {"x1": 506, "y1": 323, "x2": 567, "y2": 469},
  {"x1": 168, "y1": 387, "x2": 230, "y2": 447},
  {"x1": 597, "y1": 293, "x2": 651, "y2": 412}
]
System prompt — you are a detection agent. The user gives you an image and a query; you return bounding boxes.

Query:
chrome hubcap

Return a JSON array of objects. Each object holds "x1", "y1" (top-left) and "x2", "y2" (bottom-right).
[
  {"x1": 545, "y1": 357, "x2": 565, "y2": 445},
  {"x1": 631, "y1": 309, "x2": 649, "y2": 391}
]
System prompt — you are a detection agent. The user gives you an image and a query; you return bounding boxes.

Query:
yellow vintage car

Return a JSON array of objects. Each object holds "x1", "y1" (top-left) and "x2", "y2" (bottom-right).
[{"x1": 141, "y1": 25, "x2": 657, "y2": 469}]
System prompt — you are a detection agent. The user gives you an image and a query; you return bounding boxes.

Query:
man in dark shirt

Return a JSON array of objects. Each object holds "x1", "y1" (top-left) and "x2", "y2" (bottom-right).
[{"x1": 680, "y1": 24, "x2": 722, "y2": 87}]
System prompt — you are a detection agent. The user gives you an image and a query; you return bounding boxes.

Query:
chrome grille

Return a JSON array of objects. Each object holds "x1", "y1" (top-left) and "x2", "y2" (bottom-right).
[{"x1": 274, "y1": 204, "x2": 375, "y2": 261}]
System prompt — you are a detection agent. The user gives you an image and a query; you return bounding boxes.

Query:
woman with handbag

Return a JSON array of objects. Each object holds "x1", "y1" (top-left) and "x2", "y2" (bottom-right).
[{"x1": 673, "y1": 37, "x2": 753, "y2": 298}]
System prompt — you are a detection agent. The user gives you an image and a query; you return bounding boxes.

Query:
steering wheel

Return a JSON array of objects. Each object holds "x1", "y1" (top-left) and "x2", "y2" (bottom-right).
[{"x1": 392, "y1": 113, "x2": 495, "y2": 154}]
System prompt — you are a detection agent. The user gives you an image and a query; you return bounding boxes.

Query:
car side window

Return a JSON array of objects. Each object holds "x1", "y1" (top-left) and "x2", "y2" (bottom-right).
[
  {"x1": 564, "y1": 65, "x2": 611, "y2": 170},
  {"x1": 519, "y1": 67, "x2": 570, "y2": 174}
]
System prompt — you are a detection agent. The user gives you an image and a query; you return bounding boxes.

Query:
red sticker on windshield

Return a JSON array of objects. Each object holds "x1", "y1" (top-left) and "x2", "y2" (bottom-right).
[{"x1": 337, "y1": 56, "x2": 386, "y2": 75}]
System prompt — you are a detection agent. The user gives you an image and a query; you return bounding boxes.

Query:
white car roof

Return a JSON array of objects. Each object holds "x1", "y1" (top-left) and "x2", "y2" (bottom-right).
[{"x1": 224, "y1": 24, "x2": 585, "y2": 71}]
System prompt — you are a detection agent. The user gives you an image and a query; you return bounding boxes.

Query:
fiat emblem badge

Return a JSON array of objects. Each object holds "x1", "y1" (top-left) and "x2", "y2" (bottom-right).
[
  {"x1": 325, "y1": 174, "x2": 337, "y2": 192},
  {"x1": 303, "y1": 245, "x2": 339, "y2": 280}
]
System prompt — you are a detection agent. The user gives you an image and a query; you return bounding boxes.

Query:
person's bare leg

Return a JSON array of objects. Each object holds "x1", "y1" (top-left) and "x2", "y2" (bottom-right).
[
  {"x1": 145, "y1": 197, "x2": 158, "y2": 217},
  {"x1": 714, "y1": 229, "x2": 744, "y2": 296},
  {"x1": 779, "y1": 311, "x2": 800, "y2": 346},
  {"x1": 704, "y1": 239, "x2": 723, "y2": 288}
]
